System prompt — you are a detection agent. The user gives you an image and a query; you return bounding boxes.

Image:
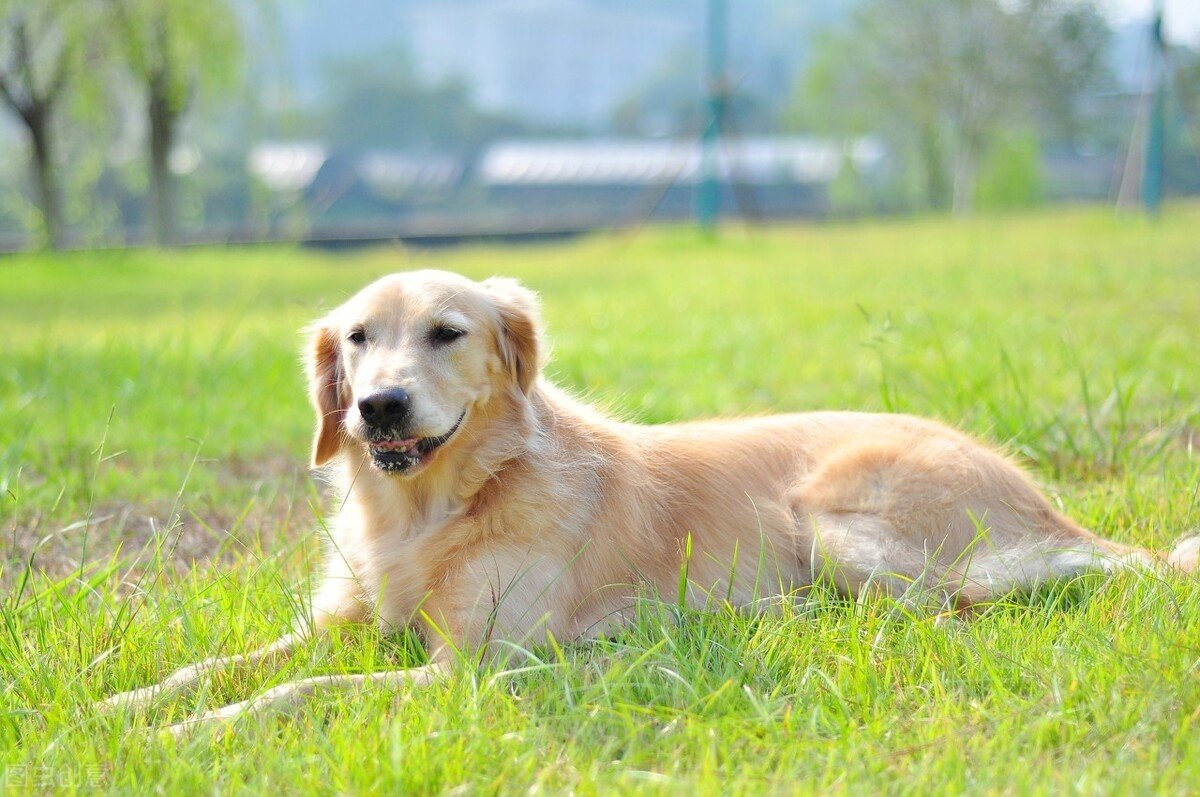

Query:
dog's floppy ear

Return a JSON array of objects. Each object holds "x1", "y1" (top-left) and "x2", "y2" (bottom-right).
[
  {"x1": 305, "y1": 320, "x2": 350, "y2": 467},
  {"x1": 482, "y1": 277, "x2": 543, "y2": 395}
]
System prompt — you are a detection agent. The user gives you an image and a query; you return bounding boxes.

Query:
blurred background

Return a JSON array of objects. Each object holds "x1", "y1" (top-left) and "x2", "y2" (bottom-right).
[{"x1": 1, "y1": 0, "x2": 1198, "y2": 251}]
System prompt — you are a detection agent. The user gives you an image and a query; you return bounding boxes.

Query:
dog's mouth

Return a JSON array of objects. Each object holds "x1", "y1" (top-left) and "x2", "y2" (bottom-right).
[{"x1": 366, "y1": 410, "x2": 466, "y2": 473}]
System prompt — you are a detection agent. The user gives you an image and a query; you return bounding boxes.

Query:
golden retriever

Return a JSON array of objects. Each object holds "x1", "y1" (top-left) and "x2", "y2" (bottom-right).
[{"x1": 98, "y1": 269, "x2": 1199, "y2": 732}]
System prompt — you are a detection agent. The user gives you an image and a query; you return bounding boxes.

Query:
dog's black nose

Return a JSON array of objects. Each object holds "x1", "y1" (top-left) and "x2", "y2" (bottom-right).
[{"x1": 358, "y1": 388, "x2": 411, "y2": 427}]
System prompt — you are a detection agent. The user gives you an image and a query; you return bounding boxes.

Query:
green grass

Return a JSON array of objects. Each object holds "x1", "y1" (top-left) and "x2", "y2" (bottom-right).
[{"x1": 2, "y1": 205, "x2": 1199, "y2": 794}]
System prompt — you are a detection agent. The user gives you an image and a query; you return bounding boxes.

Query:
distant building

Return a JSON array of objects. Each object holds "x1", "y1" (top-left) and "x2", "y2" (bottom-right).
[
  {"x1": 476, "y1": 136, "x2": 886, "y2": 220},
  {"x1": 477, "y1": 137, "x2": 884, "y2": 186},
  {"x1": 246, "y1": 135, "x2": 887, "y2": 229},
  {"x1": 402, "y1": 0, "x2": 696, "y2": 128},
  {"x1": 248, "y1": 143, "x2": 327, "y2": 192}
]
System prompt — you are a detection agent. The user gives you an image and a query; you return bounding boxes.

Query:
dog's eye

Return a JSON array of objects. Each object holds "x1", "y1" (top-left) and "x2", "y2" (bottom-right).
[
  {"x1": 348, "y1": 329, "x2": 367, "y2": 344},
  {"x1": 430, "y1": 326, "x2": 465, "y2": 345}
]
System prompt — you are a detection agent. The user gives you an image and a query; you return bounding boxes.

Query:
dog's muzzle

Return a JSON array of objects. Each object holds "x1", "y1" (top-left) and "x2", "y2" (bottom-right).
[{"x1": 367, "y1": 410, "x2": 466, "y2": 473}]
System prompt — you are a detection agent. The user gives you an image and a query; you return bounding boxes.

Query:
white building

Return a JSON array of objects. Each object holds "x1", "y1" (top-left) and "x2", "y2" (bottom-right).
[{"x1": 477, "y1": 137, "x2": 886, "y2": 187}]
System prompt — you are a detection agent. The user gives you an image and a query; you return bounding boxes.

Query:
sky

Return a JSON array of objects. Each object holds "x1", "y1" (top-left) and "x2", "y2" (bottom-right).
[{"x1": 1106, "y1": 0, "x2": 1200, "y2": 44}]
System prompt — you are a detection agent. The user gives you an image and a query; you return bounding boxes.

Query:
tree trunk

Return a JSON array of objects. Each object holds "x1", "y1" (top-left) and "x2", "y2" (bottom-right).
[
  {"x1": 918, "y1": 123, "x2": 950, "y2": 211},
  {"x1": 952, "y1": 132, "x2": 982, "y2": 217},
  {"x1": 24, "y1": 106, "x2": 65, "y2": 250},
  {"x1": 148, "y1": 84, "x2": 176, "y2": 247}
]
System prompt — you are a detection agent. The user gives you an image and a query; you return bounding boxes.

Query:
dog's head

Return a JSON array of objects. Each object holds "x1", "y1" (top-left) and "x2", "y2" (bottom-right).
[{"x1": 304, "y1": 270, "x2": 542, "y2": 476}]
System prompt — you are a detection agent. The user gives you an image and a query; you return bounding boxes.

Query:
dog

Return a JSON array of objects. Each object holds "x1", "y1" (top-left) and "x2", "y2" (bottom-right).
[{"x1": 98, "y1": 269, "x2": 1199, "y2": 732}]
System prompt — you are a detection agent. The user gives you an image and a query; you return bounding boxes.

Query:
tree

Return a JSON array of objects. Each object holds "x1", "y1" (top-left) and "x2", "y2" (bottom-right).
[
  {"x1": 0, "y1": 0, "x2": 89, "y2": 248},
  {"x1": 1019, "y1": 1, "x2": 1111, "y2": 142},
  {"x1": 799, "y1": 0, "x2": 1110, "y2": 213},
  {"x1": 104, "y1": 0, "x2": 240, "y2": 246}
]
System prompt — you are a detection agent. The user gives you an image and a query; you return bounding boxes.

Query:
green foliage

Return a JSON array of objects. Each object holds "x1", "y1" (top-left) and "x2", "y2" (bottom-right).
[
  {"x1": 798, "y1": 0, "x2": 1112, "y2": 213},
  {"x1": 105, "y1": 0, "x2": 241, "y2": 112},
  {"x1": 0, "y1": 0, "x2": 255, "y2": 246},
  {"x1": 2, "y1": 206, "x2": 1199, "y2": 791},
  {"x1": 0, "y1": 0, "x2": 103, "y2": 247},
  {"x1": 0, "y1": 0, "x2": 85, "y2": 100}
]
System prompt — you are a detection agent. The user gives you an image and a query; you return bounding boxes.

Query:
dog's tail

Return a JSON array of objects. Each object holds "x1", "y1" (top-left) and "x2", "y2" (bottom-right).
[{"x1": 1167, "y1": 534, "x2": 1200, "y2": 571}]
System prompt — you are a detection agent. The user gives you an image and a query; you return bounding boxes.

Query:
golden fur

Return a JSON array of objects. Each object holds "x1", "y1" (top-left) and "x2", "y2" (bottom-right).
[{"x1": 99, "y1": 269, "x2": 1198, "y2": 732}]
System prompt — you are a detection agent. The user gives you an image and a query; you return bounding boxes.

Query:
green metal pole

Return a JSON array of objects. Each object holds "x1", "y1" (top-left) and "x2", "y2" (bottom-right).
[
  {"x1": 695, "y1": 0, "x2": 727, "y2": 233},
  {"x1": 1142, "y1": 0, "x2": 1165, "y2": 215}
]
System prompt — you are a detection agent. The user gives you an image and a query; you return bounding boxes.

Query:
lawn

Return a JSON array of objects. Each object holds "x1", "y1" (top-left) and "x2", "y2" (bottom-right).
[{"x1": 2, "y1": 205, "x2": 1199, "y2": 794}]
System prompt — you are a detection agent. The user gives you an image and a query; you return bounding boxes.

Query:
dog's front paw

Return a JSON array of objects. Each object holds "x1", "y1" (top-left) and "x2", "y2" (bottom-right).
[
  {"x1": 94, "y1": 661, "x2": 212, "y2": 715},
  {"x1": 94, "y1": 685, "x2": 157, "y2": 714},
  {"x1": 1169, "y1": 534, "x2": 1200, "y2": 570},
  {"x1": 162, "y1": 695, "x2": 262, "y2": 738}
]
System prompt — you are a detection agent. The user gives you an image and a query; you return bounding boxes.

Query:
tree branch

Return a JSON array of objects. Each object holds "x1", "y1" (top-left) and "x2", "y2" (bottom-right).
[
  {"x1": 46, "y1": 41, "x2": 72, "y2": 102},
  {"x1": 106, "y1": 0, "x2": 153, "y2": 80},
  {"x1": 12, "y1": 16, "x2": 37, "y2": 101}
]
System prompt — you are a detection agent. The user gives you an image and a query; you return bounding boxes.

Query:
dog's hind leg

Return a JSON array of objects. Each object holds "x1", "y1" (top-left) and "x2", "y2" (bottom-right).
[
  {"x1": 803, "y1": 507, "x2": 1171, "y2": 608},
  {"x1": 802, "y1": 510, "x2": 927, "y2": 598}
]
